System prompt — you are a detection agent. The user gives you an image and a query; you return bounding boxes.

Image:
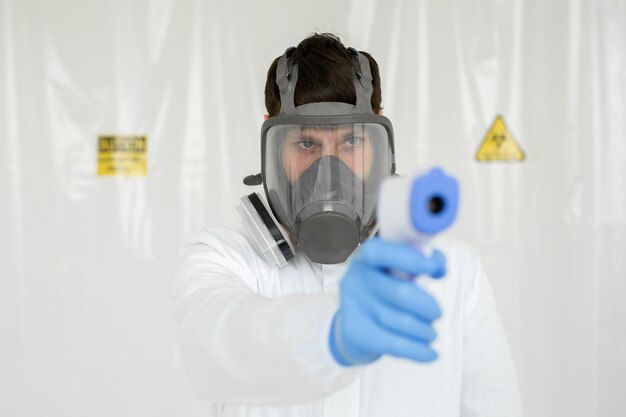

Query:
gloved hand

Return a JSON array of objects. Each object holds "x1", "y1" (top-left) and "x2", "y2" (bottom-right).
[{"x1": 329, "y1": 237, "x2": 446, "y2": 366}]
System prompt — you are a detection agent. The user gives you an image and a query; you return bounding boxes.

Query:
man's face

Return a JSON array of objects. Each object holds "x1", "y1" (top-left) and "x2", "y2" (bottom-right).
[{"x1": 280, "y1": 124, "x2": 373, "y2": 183}]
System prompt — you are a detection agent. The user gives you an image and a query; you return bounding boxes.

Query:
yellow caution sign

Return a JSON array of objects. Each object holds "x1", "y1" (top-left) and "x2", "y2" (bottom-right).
[
  {"x1": 97, "y1": 135, "x2": 147, "y2": 176},
  {"x1": 476, "y1": 115, "x2": 525, "y2": 161}
]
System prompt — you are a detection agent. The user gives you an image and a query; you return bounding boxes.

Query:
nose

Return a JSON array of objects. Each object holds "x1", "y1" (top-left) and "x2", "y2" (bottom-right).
[{"x1": 321, "y1": 134, "x2": 339, "y2": 157}]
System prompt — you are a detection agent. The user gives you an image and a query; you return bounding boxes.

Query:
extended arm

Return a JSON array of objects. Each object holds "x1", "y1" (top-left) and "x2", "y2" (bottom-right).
[{"x1": 171, "y1": 231, "x2": 357, "y2": 406}]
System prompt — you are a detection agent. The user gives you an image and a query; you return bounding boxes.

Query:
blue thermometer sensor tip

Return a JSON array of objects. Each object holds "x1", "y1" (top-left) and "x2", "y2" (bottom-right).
[{"x1": 410, "y1": 167, "x2": 459, "y2": 235}]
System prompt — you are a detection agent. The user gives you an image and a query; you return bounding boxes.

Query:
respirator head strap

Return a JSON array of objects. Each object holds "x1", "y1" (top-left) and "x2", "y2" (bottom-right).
[
  {"x1": 275, "y1": 46, "x2": 375, "y2": 116},
  {"x1": 347, "y1": 47, "x2": 374, "y2": 115},
  {"x1": 276, "y1": 47, "x2": 298, "y2": 116}
]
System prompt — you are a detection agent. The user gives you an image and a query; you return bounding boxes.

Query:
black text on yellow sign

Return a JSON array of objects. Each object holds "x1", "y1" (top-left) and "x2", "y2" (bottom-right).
[
  {"x1": 97, "y1": 135, "x2": 147, "y2": 176},
  {"x1": 476, "y1": 115, "x2": 525, "y2": 162}
]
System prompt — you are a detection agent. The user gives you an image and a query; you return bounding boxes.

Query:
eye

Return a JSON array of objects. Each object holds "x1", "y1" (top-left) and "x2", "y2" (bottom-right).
[
  {"x1": 343, "y1": 136, "x2": 362, "y2": 147},
  {"x1": 297, "y1": 140, "x2": 315, "y2": 150}
]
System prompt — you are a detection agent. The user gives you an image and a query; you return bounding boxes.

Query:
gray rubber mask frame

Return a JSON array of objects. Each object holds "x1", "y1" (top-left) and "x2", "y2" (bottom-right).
[{"x1": 264, "y1": 120, "x2": 394, "y2": 262}]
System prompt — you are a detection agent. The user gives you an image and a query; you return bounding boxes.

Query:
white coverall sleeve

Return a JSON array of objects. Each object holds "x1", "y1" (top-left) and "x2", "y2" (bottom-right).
[
  {"x1": 460, "y1": 251, "x2": 523, "y2": 417},
  {"x1": 171, "y1": 230, "x2": 357, "y2": 406}
]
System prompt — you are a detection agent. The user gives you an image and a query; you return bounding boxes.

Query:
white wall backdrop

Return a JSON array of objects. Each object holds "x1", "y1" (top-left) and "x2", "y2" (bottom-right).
[{"x1": 1, "y1": 0, "x2": 625, "y2": 416}]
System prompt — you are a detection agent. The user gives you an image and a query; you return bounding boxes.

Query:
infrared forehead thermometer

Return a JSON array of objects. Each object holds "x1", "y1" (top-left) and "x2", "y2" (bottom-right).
[{"x1": 377, "y1": 167, "x2": 459, "y2": 255}]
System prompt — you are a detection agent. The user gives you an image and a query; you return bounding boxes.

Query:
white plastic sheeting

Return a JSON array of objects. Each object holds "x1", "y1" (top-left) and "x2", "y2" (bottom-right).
[{"x1": 0, "y1": 0, "x2": 624, "y2": 416}]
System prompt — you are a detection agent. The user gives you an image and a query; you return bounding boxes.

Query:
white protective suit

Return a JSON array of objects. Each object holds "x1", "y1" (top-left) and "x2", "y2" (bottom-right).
[{"x1": 171, "y1": 227, "x2": 522, "y2": 417}]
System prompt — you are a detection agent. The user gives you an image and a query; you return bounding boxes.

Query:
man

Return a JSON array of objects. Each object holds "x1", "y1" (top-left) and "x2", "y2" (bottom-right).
[{"x1": 172, "y1": 33, "x2": 521, "y2": 416}]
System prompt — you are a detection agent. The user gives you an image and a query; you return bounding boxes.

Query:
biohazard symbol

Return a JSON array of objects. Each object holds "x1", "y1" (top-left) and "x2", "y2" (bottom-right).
[{"x1": 476, "y1": 115, "x2": 525, "y2": 161}]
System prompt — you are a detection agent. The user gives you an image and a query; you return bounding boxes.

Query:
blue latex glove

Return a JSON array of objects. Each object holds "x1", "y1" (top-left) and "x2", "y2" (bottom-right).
[{"x1": 329, "y1": 238, "x2": 446, "y2": 366}]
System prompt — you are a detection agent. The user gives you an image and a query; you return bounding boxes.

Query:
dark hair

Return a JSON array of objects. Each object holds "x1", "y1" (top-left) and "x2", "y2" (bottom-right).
[{"x1": 264, "y1": 33, "x2": 383, "y2": 117}]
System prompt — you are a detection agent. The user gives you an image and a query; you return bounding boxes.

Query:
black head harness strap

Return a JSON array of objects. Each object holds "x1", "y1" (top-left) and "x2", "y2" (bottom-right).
[{"x1": 275, "y1": 46, "x2": 375, "y2": 116}]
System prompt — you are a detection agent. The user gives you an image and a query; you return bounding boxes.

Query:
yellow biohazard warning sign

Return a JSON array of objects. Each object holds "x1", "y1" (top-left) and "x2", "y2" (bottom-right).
[
  {"x1": 476, "y1": 115, "x2": 525, "y2": 161},
  {"x1": 97, "y1": 135, "x2": 147, "y2": 176}
]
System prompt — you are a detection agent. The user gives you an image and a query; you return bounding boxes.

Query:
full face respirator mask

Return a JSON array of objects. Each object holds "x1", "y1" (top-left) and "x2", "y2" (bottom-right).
[{"x1": 238, "y1": 46, "x2": 396, "y2": 266}]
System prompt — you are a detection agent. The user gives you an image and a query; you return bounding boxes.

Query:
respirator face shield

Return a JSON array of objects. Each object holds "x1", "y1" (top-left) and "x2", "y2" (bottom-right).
[
  {"x1": 261, "y1": 114, "x2": 395, "y2": 264},
  {"x1": 239, "y1": 46, "x2": 396, "y2": 266}
]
